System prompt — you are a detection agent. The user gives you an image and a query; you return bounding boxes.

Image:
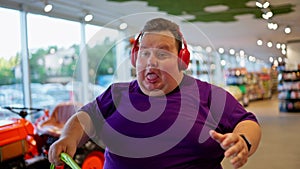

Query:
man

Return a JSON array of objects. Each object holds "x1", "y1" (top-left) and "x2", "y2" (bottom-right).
[{"x1": 49, "y1": 18, "x2": 261, "y2": 169}]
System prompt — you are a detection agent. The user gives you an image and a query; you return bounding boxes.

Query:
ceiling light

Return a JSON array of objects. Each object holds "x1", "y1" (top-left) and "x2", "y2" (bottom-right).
[
  {"x1": 84, "y1": 13, "x2": 93, "y2": 22},
  {"x1": 256, "y1": 2, "x2": 263, "y2": 8},
  {"x1": 281, "y1": 44, "x2": 286, "y2": 49},
  {"x1": 119, "y1": 23, "x2": 128, "y2": 30},
  {"x1": 249, "y1": 56, "x2": 256, "y2": 62},
  {"x1": 267, "y1": 22, "x2": 278, "y2": 30},
  {"x1": 266, "y1": 11, "x2": 273, "y2": 18},
  {"x1": 218, "y1": 48, "x2": 224, "y2": 54},
  {"x1": 206, "y1": 46, "x2": 212, "y2": 53},
  {"x1": 281, "y1": 49, "x2": 286, "y2": 55},
  {"x1": 267, "y1": 41, "x2": 273, "y2": 48},
  {"x1": 44, "y1": 2, "x2": 53, "y2": 13},
  {"x1": 220, "y1": 60, "x2": 226, "y2": 66},
  {"x1": 248, "y1": 55, "x2": 253, "y2": 61},
  {"x1": 257, "y1": 39, "x2": 263, "y2": 46},
  {"x1": 229, "y1": 48, "x2": 235, "y2": 55},
  {"x1": 284, "y1": 26, "x2": 291, "y2": 34},
  {"x1": 263, "y1": 2, "x2": 270, "y2": 8},
  {"x1": 269, "y1": 57, "x2": 274, "y2": 63},
  {"x1": 262, "y1": 13, "x2": 268, "y2": 20},
  {"x1": 262, "y1": 11, "x2": 273, "y2": 20},
  {"x1": 239, "y1": 50, "x2": 245, "y2": 56},
  {"x1": 267, "y1": 23, "x2": 272, "y2": 29},
  {"x1": 276, "y1": 43, "x2": 281, "y2": 49},
  {"x1": 278, "y1": 57, "x2": 283, "y2": 62}
]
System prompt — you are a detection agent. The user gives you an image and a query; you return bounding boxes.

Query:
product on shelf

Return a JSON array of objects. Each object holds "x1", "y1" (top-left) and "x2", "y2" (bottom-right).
[
  {"x1": 270, "y1": 66, "x2": 279, "y2": 94},
  {"x1": 259, "y1": 73, "x2": 272, "y2": 99},
  {"x1": 225, "y1": 68, "x2": 249, "y2": 106},
  {"x1": 278, "y1": 69, "x2": 300, "y2": 112},
  {"x1": 223, "y1": 85, "x2": 243, "y2": 102}
]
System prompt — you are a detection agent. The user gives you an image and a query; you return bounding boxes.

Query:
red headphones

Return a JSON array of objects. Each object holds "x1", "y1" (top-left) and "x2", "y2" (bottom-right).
[{"x1": 131, "y1": 31, "x2": 190, "y2": 70}]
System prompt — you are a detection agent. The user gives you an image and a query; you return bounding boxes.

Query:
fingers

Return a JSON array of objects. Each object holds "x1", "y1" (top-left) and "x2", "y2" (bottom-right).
[
  {"x1": 209, "y1": 130, "x2": 226, "y2": 143},
  {"x1": 210, "y1": 130, "x2": 248, "y2": 168},
  {"x1": 209, "y1": 130, "x2": 233, "y2": 150},
  {"x1": 48, "y1": 142, "x2": 65, "y2": 166},
  {"x1": 230, "y1": 150, "x2": 248, "y2": 169},
  {"x1": 48, "y1": 138, "x2": 76, "y2": 166},
  {"x1": 229, "y1": 137, "x2": 249, "y2": 169}
]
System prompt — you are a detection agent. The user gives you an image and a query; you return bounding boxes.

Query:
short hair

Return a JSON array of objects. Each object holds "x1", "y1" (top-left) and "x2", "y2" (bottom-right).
[{"x1": 141, "y1": 18, "x2": 182, "y2": 52}]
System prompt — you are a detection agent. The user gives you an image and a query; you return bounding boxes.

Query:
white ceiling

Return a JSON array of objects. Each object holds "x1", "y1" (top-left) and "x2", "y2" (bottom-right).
[{"x1": 1, "y1": 0, "x2": 300, "y2": 62}]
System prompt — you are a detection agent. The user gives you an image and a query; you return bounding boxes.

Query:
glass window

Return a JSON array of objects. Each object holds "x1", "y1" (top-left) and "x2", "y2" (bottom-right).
[
  {"x1": 85, "y1": 24, "x2": 119, "y2": 97},
  {"x1": 0, "y1": 8, "x2": 122, "y2": 121},
  {"x1": 27, "y1": 14, "x2": 81, "y2": 112},
  {"x1": 0, "y1": 8, "x2": 23, "y2": 109}
]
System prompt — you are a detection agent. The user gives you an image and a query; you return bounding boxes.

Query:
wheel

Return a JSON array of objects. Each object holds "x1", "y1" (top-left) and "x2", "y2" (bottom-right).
[{"x1": 81, "y1": 151, "x2": 104, "y2": 169}]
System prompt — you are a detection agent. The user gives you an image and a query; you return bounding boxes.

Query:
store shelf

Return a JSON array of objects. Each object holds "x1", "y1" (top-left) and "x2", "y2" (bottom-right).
[
  {"x1": 278, "y1": 70, "x2": 300, "y2": 112},
  {"x1": 270, "y1": 67, "x2": 278, "y2": 94},
  {"x1": 279, "y1": 100, "x2": 300, "y2": 112},
  {"x1": 246, "y1": 72, "x2": 272, "y2": 101},
  {"x1": 225, "y1": 68, "x2": 274, "y2": 107},
  {"x1": 225, "y1": 68, "x2": 249, "y2": 106}
]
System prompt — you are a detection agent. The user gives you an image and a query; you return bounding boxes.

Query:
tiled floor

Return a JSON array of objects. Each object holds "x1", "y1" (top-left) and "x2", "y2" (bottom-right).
[{"x1": 222, "y1": 96, "x2": 300, "y2": 169}]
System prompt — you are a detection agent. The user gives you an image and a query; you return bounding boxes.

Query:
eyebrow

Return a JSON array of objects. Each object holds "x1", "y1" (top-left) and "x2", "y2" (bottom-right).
[
  {"x1": 140, "y1": 44, "x2": 171, "y2": 51},
  {"x1": 157, "y1": 44, "x2": 171, "y2": 50}
]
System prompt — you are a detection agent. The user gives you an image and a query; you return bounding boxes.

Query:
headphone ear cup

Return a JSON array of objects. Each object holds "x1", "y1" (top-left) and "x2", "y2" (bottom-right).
[
  {"x1": 178, "y1": 48, "x2": 190, "y2": 70},
  {"x1": 130, "y1": 32, "x2": 142, "y2": 68},
  {"x1": 131, "y1": 46, "x2": 139, "y2": 67}
]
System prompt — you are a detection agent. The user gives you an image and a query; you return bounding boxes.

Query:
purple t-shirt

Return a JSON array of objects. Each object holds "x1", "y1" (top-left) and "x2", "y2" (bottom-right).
[{"x1": 80, "y1": 75, "x2": 258, "y2": 169}]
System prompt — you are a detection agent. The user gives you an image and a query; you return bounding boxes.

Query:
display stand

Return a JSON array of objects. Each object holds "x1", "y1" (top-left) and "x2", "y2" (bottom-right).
[
  {"x1": 225, "y1": 68, "x2": 249, "y2": 106},
  {"x1": 258, "y1": 73, "x2": 272, "y2": 99},
  {"x1": 247, "y1": 72, "x2": 263, "y2": 101},
  {"x1": 270, "y1": 67, "x2": 279, "y2": 94},
  {"x1": 278, "y1": 70, "x2": 300, "y2": 112}
]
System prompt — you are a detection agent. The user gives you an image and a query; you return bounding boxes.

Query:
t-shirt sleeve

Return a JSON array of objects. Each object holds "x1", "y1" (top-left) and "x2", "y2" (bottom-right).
[
  {"x1": 214, "y1": 89, "x2": 259, "y2": 133},
  {"x1": 78, "y1": 85, "x2": 116, "y2": 135}
]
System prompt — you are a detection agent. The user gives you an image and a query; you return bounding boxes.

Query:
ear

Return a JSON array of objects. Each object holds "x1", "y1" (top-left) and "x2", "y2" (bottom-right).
[{"x1": 131, "y1": 45, "x2": 139, "y2": 67}]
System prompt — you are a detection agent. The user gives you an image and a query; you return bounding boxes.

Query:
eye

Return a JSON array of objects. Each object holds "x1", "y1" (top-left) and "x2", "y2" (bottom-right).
[
  {"x1": 156, "y1": 50, "x2": 170, "y2": 59},
  {"x1": 139, "y1": 49, "x2": 150, "y2": 57}
]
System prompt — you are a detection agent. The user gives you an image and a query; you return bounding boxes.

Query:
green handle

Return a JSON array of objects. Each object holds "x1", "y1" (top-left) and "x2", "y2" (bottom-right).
[
  {"x1": 50, "y1": 163, "x2": 55, "y2": 169},
  {"x1": 50, "y1": 152, "x2": 81, "y2": 169}
]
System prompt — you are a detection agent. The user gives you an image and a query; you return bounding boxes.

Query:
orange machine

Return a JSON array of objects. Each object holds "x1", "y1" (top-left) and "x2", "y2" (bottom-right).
[
  {"x1": 0, "y1": 103, "x2": 105, "y2": 169},
  {"x1": 0, "y1": 107, "x2": 48, "y2": 168},
  {"x1": 0, "y1": 118, "x2": 34, "y2": 161}
]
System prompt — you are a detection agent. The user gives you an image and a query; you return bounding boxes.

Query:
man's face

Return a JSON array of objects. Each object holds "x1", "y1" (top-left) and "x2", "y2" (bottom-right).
[{"x1": 136, "y1": 31, "x2": 184, "y2": 96}]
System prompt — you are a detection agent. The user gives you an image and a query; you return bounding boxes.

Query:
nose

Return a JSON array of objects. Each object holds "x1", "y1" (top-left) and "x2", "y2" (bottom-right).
[{"x1": 147, "y1": 52, "x2": 158, "y2": 67}]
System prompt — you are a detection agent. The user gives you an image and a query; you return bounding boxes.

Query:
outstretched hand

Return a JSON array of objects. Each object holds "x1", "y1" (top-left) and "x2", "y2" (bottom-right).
[{"x1": 209, "y1": 130, "x2": 249, "y2": 169}]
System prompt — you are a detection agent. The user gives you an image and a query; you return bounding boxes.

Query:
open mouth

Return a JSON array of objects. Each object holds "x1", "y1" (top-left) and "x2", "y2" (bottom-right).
[{"x1": 146, "y1": 72, "x2": 159, "y2": 83}]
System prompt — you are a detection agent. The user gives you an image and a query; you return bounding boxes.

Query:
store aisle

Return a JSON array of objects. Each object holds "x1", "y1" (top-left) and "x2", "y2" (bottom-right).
[{"x1": 222, "y1": 96, "x2": 300, "y2": 169}]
